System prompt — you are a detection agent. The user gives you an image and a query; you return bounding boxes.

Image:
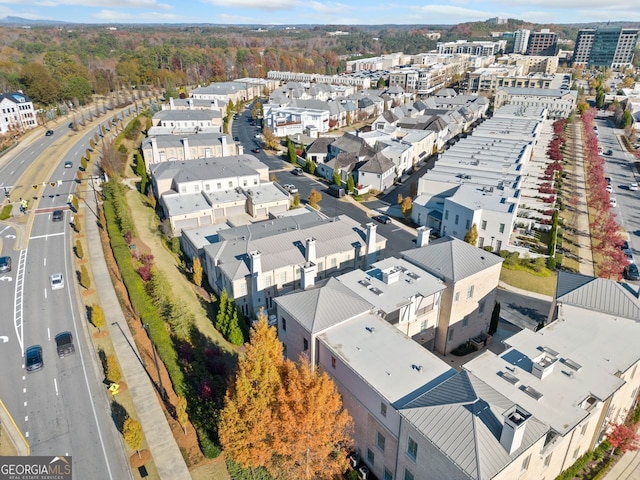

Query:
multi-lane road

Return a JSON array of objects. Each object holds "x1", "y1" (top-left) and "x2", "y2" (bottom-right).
[{"x1": 0, "y1": 107, "x2": 138, "y2": 478}]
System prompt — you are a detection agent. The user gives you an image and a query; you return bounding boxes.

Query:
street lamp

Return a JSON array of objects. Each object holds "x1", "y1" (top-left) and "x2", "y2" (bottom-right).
[{"x1": 142, "y1": 323, "x2": 167, "y2": 401}]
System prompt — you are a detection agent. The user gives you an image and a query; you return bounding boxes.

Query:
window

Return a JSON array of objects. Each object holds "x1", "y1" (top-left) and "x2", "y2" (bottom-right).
[
  {"x1": 384, "y1": 468, "x2": 393, "y2": 480},
  {"x1": 404, "y1": 469, "x2": 414, "y2": 480},
  {"x1": 479, "y1": 300, "x2": 485, "y2": 314},
  {"x1": 420, "y1": 320, "x2": 427, "y2": 331},
  {"x1": 217, "y1": 182, "x2": 222, "y2": 189},
  {"x1": 465, "y1": 219, "x2": 470, "y2": 230},
  {"x1": 467, "y1": 285, "x2": 474, "y2": 299},
  {"x1": 331, "y1": 356, "x2": 336, "y2": 369},
  {"x1": 282, "y1": 317, "x2": 287, "y2": 331},
  {"x1": 331, "y1": 257, "x2": 337, "y2": 268},
  {"x1": 573, "y1": 447, "x2": 580, "y2": 459},
  {"x1": 521, "y1": 454, "x2": 531, "y2": 471},
  {"x1": 581, "y1": 423, "x2": 588, "y2": 436},
  {"x1": 444, "y1": 210, "x2": 449, "y2": 220},
  {"x1": 448, "y1": 328, "x2": 454, "y2": 341},
  {"x1": 481, "y1": 220, "x2": 487, "y2": 230},
  {"x1": 455, "y1": 214, "x2": 459, "y2": 225},
  {"x1": 454, "y1": 292, "x2": 460, "y2": 302},
  {"x1": 499, "y1": 223, "x2": 505, "y2": 233},
  {"x1": 380, "y1": 403, "x2": 387, "y2": 417},
  {"x1": 377, "y1": 432, "x2": 386, "y2": 451},
  {"x1": 407, "y1": 437, "x2": 417, "y2": 461},
  {"x1": 303, "y1": 338, "x2": 309, "y2": 351},
  {"x1": 462, "y1": 315, "x2": 469, "y2": 327},
  {"x1": 367, "y1": 448, "x2": 375, "y2": 465},
  {"x1": 228, "y1": 181, "x2": 233, "y2": 188},
  {"x1": 544, "y1": 453, "x2": 552, "y2": 468}
]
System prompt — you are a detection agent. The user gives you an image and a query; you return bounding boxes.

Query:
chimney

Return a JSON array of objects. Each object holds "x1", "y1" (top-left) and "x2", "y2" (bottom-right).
[
  {"x1": 188, "y1": 98, "x2": 194, "y2": 110},
  {"x1": 211, "y1": 99, "x2": 218, "y2": 110},
  {"x1": 182, "y1": 137, "x2": 190, "y2": 160},
  {"x1": 249, "y1": 251, "x2": 264, "y2": 312},
  {"x1": 222, "y1": 136, "x2": 229, "y2": 156},
  {"x1": 416, "y1": 226, "x2": 431, "y2": 247},
  {"x1": 305, "y1": 237, "x2": 317, "y2": 264},
  {"x1": 300, "y1": 261, "x2": 317, "y2": 289},
  {"x1": 150, "y1": 137, "x2": 160, "y2": 165},
  {"x1": 382, "y1": 268, "x2": 401, "y2": 284},
  {"x1": 500, "y1": 406, "x2": 531, "y2": 454},
  {"x1": 531, "y1": 354, "x2": 557, "y2": 380},
  {"x1": 365, "y1": 223, "x2": 377, "y2": 269},
  {"x1": 169, "y1": 97, "x2": 174, "y2": 109}
]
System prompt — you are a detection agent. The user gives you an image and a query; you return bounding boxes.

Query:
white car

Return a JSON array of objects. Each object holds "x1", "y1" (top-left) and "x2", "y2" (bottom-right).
[
  {"x1": 50, "y1": 273, "x2": 64, "y2": 290},
  {"x1": 629, "y1": 182, "x2": 638, "y2": 191},
  {"x1": 283, "y1": 184, "x2": 298, "y2": 194},
  {"x1": 606, "y1": 185, "x2": 613, "y2": 193},
  {"x1": 610, "y1": 197, "x2": 618, "y2": 208}
]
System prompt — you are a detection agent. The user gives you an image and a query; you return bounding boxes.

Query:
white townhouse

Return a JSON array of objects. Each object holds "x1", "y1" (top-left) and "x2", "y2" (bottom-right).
[
  {"x1": 0, "y1": 92, "x2": 37, "y2": 134},
  {"x1": 141, "y1": 133, "x2": 238, "y2": 170}
]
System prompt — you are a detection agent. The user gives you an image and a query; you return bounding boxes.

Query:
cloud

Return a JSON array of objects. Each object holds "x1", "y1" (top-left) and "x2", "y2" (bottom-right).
[
  {"x1": 201, "y1": 0, "x2": 300, "y2": 11},
  {"x1": 92, "y1": 8, "x2": 179, "y2": 21},
  {"x1": 409, "y1": 4, "x2": 492, "y2": 21},
  {"x1": 0, "y1": 0, "x2": 172, "y2": 10},
  {"x1": 306, "y1": 1, "x2": 353, "y2": 15}
]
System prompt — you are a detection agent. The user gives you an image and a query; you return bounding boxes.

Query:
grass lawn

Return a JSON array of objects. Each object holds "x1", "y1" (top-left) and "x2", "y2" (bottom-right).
[{"x1": 500, "y1": 268, "x2": 557, "y2": 297}]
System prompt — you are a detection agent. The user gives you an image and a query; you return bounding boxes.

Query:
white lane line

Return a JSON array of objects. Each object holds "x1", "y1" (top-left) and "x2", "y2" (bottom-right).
[
  {"x1": 47, "y1": 328, "x2": 50, "y2": 341},
  {"x1": 0, "y1": 226, "x2": 9, "y2": 235},
  {"x1": 24, "y1": 402, "x2": 27, "y2": 407},
  {"x1": 44, "y1": 257, "x2": 46, "y2": 266},
  {"x1": 44, "y1": 289, "x2": 47, "y2": 300},
  {"x1": 25, "y1": 416, "x2": 28, "y2": 422},
  {"x1": 29, "y1": 232, "x2": 65, "y2": 240},
  {"x1": 25, "y1": 431, "x2": 29, "y2": 438},
  {"x1": 54, "y1": 378, "x2": 59, "y2": 396}
]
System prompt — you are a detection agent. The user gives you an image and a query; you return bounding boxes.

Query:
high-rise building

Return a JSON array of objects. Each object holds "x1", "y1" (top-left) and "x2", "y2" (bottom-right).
[
  {"x1": 526, "y1": 29, "x2": 558, "y2": 56},
  {"x1": 572, "y1": 27, "x2": 640, "y2": 68},
  {"x1": 513, "y1": 29, "x2": 530, "y2": 54}
]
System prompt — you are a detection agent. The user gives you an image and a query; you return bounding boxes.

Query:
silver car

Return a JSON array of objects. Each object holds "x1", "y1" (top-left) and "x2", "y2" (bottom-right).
[{"x1": 50, "y1": 273, "x2": 64, "y2": 290}]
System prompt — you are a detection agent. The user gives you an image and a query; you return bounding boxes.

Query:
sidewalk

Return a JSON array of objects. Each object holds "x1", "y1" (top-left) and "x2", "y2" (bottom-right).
[
  {"x1": 84, "y1": 169, "x2": 190, "y2": 478},
  {"x1": 571, "y1": 121, "x2": 595, "y2": 277},
  {"x1": 604, "y1": 449, "x2": 640, "y2": 480}
]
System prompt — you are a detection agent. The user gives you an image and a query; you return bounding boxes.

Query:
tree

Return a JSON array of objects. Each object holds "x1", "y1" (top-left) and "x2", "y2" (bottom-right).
[
  {"x1": 292, "y1": 193, "x2": 300, "y2": 207},
  {"x1": 464, "y1": 223, "x2": 478, "y2": 246},
  {"x1": 176, "y1": 396, "x2": 189, "y2": 435},
  {"x1": 219, "y1": 312, "x2": 284, "y2": 470},
  {"x1": 287, "y1": 138, "x2": 297, "y2": 164},
  {"x1": 595, "y1": 87, "x2": 605, "y2": 109},
  {"x1": 271, "y1": 357, "x2": 353, "y2": 480},
  {"x1": 488, "y1": 301, "x2": 500, "y2": 335},
  {"x1": 376, "y1": 77, "x2": 386, "y2": 89},
  {"x1": 608, "y1": 422, "x2": 640, "y2": 454},
  {"x1": 123, "y1": 417, "x2": 144, "y2": 456},
  {"x1": 75, "y1": 240, "x2": 84, "y2": 259},
  {"x1": 80, "y1": 156, "x2": 88, "y2": 171},
  {"x1": 215, "y1": 289, "x2": 230, "y2": 335},
  {"x1": 79, "y1": 265, "x2": 91, "y2": 289},
  {"x1": 304, "y1": 158, "x2": 316, "y2": 175},
  {"x1": 192, "y1": 256, "x2": 203, "y2": 287},
  {"x1": 308, "y1": 189, "x2": 321, "y2": 209},
  {"x1": 332, "y1": 169, "x2": 341, "y2": 186},
  {"x1": 106, "y1": 354, "x2": 122, "y2": 383},
  {"x1": 347, "y1": 174, "x2": 355, "y2": 194},
  {"x1": 92, "y1": 304, "x2": 106, "y2": 332},
  {"x1": 401, "y1": 196, "x2": 412, "y2": 219},
  {"x1": 20, "y1": 62, "x2": 60, "y2": 105}
]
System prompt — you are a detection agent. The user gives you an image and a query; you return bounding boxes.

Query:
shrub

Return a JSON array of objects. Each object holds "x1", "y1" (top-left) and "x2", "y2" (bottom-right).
[
  {"x1": 118, "y1": 143, "x2": 128, "y2": 154},
  {"x1": 0, "y1": 204, "x2": 12, "y2": 220},
  {"x1": 79, "y1": 265, "x2": 91, "y2": 288},
  {"x1": 196, "y1": 428, "x2": 221, "y2": 459},
  {"x1": 75, "y1": 240, "x2": 84, "y2": 259},
  {"x1": 106, "y1": 354, "x2": 123, "y2": 383}
]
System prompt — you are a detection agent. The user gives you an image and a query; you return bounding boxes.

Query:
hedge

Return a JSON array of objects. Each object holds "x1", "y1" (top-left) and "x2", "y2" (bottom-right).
[{"x1": 0, "y1": 204, "x2": 12, "y2": 220}]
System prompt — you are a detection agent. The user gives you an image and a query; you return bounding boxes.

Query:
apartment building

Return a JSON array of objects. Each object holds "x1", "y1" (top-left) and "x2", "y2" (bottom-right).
[
  {"x1": 526, "y1": 29, "x2": 558, "y2": 56},
  {"x1": 141, "y1": 133, "x2": 239, "y2": 169},
  {"x1": 572, "y1": 27, "x2": 640, "y2": 68},
  {"x1": 437, "y1": 40, "x2": 507, "y2": 56},
  {"x1": 513, "y1": 29, "x2": 531, "y2": 54},
  {"x1": 0, "y1": 92, "x2": 37, "y2": 134},
  {"x1": 494, "y1": 87, "x2": 577, "y2": 119}
]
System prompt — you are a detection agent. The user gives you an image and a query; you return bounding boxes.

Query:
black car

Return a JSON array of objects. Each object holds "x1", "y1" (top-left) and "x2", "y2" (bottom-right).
[
  {"x1": 0, "y1": 256, "x2": 11, "y2": 273},
  {"x1": 292, "y1": 168, "x2": 303, "y2": 176},
  {"x1": 55, "y1": 332, "x2": 75, "y2": 357},
  {"x1": 52, "y1": 210, "x2": 64, "y2": 222},
  {"x1": 252, "y1": 148, "x2": 261, "y2": 153},
  {"x1": 604, "y1": 149, "x2": 613, "y2": 156},
  {"x1": 234, "y1": 136, "x2": 240, "y2": 141},
  {"x1": 624, "y1": 263, "x2": 640, "y2": 281},
  {"x1": 25, "y1": 345, "x2": 43, "y2": 373},
  {"x1": 373, "y1": 215, "x2": 391, "y2": 224},
  {"x1": 45, "y1": 130, "x2": 54, "y2": 136}
]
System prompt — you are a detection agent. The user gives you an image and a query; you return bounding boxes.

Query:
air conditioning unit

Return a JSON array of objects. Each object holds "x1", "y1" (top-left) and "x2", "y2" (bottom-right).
[
  {"x1": 358, "y1": 466, "x2": 370, "y2": 479},
  {"x1": 349, "y1": 452, "x2": 360, "y2": 469}
]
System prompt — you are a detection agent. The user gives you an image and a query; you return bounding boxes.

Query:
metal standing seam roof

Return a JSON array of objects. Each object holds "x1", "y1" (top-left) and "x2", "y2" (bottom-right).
[
  {"x1": 274, "y1": 277, "x2": 374, "y2": 333},
  {"x1": 400, "y1": 371, "x2": 549, "y2": 480},
  {"x1": 555, "y1": 271, "x2": 640, "y2": 319},
  {"x1": 401, "y1": 236, "x2": 503, "y2": 283}
]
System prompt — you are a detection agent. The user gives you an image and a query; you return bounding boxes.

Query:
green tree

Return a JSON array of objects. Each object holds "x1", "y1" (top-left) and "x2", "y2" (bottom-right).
[
  {"x1": 287, "y1": 138, "x2": 297, "y2": 164},
  {"x1": 176, "y1": 396, "x2": 189, "y2": 435},
  {"x1": 91, "y1": 304, "x2": 106, "y2": 332},
  {"x1": 75, "y1": 240, "x2": 84, "y2": 259},
  {"x1": 332, "y1": 169, "x2": 341, "y2": 186},
  {"x1": 106, "y1": 354, "x2": 122, "y2": 383},
  {"x1": 20, "y1": 63, "x2": 60, "y2": 105},
  {"x1": 305, "y1": 158, "x2": 316, "y2": 175},
  {"x1": 347, "y1": 174, "x2": 355, "y2": 193},
  {"x1": 123, "y1": 418, "x2": 143, "y2": 456},
  {"x1": 215, "y1": 289, "x2": 230, "y2": 335},
  {"x1": 192, "y1": 256, "x2": 203, "y2": 287},
  {"x1": 595, "y1": 87, "x2": 605, "y2": 109},
  {"x1": 464, "y1": 223, "x2": 478, "y2": 246},
  {"x1": 620, "y1": 110, "x2": 633, "y2": 129},
  {"x1": 167, "y1": 301, "x2": 193, "y2": 341},
  {"x1": 79, "y1": 265, "x2": 91, "y2": 289},
  {"x1": 292, "y1": 193, "x2": 300, "y2": 207},
  {"x1": 219, "y1": 312, "x2": 284, "y2": 470},
  {"x1": 377, "y1": 77, "x2": 386, "y2": 89},
  {"x1": 60, "y1": 77, "x2": 93, "y2": 105},
  {"x1": 80, "y1": 156, "x2": 88, "y2": 171}
]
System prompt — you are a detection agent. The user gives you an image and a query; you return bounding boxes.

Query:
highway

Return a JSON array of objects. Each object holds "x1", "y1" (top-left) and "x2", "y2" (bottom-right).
[{"x1": 0, "y1": 104, "x2": 140, "y2": 478}]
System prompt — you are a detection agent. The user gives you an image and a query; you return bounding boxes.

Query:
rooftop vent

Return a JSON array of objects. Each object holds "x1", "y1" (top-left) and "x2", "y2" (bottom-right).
[
  {"x1": 412, "y1": 364, "x2": 423, "y2": 372},
  {"x1": 562, "y1": 358, "x2": 582, "y2": 372},
  {"x1": 369, "y1": 287, "x2": 384, "y2": 296},
  {"x1": 501, "y1": 371, "x2": 520, "y2": 385},
  {"x1": 358, "y1": 279, "x2": 371, "y2": 287},
  {"x1": 523, "y1": 385, "x2": 543, "y2": 401}
]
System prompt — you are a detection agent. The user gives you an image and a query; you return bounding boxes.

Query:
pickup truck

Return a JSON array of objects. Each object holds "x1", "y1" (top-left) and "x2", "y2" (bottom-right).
[{"x1": 55, "y1": 332, "x2": 75, "y2": 357}]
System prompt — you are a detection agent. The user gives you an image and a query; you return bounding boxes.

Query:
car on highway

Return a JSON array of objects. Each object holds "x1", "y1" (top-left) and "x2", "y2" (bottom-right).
[
  {"x1": 610, "y1": 197, "x2": 618, "y2": 208},
  {"x1": 292, "y1": 168, "x2": 303, "y2": 176},
  {"x1": 282, "y1": 184, "x2": 298, "y2": 194},
  {"x1": 629, "y1": 182, "x2": 638, "y2": 191},
  {"x1": 373, "y1": 214, "x2": 392, "y2": 224},
  {"x1": 624, "y1": 263, "x2": 639, "y2": 281},
  {"x1": 252, "y1": 148, "x2": 261, "y2": 153},
  {"x1": 55, "y1": 332, "x2": 75, "y2": 357},
  {"x1": 50, "y1": 273, "x2": 64, "y2": 290},
  {"x1": 64, "y1": 161, "x2": 73, "y2": 168},
  {"x1": 0, "y1": 256, "x2": 11, "y2": 272},
  {"x1": 45, "y1": 130, "x2": 54, "y2": 136},
  {"x1": 25, "y1": 345, "x2": 43, "y2": 373},
  {"x1": 52, "y1": 210, "x2": 64, "y2": 222}
]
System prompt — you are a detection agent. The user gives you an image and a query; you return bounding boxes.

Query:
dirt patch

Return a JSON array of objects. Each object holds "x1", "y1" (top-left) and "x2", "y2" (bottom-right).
[
  {"x1": 129, "y1": 449, "x2": 151, "y2": 468},
  {"x1": 0, "y1": 425, "x2": 18, "y2": 456}
]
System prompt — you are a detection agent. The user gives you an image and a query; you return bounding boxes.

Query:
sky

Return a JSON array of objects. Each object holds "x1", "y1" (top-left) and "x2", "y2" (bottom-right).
[{"x1": 0, "y1": 0, "x2": 638, "y2": 26}]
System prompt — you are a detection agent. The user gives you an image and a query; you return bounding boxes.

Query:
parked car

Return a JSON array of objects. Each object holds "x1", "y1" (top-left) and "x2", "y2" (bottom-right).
[
  {"x1": 252, "y1": 148, "x2": 261, "y2": 153},
  {"x1": 624, "y1": 263, "x2": 639, "y2": 281},
  {"x1": 55, "y1": 332, "x2": 75, "y2": 357},
  {"x1": 326, "y1": 185, "x2": 346, "y2": 198},
  {"x1": 292, "y1": 168, "x2": 303, "y2": 176},
  {"x1": 606, "y1": 185, "x2": 613, "y2": 193},
  {"x1": 25, "y1": 345, "x2": 43, "y2": 373},
  {"x1": 604, "y1": 149, "x2": 613, "y2": 156},
  {"x1": 629, "y1": 182, "x2": 638, "y2": 191},
  {"x1": 282, "y1": 184, "x2": 298, "y2": 194},
  {"x1": 610, "y1": 197, "x2": 618, "y2": 208},
  {"x1": 373, "y1": 215, "x2": 391, "y2": 224},
  {"x1": 0, "y1": 256, "x2": 11, "y2": 273}
]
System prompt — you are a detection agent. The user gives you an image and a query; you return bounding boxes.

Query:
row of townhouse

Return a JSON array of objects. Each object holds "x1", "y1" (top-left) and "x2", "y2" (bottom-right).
[
  {"x1": 0, "y1": 92, "x2": 38, "y2": 134},
  {"x1": 273, "y1": 250, "x2": 640, "y2": 480},
  {"x1": 467, "y1": 68, "x2": 571, "y2": 96}
]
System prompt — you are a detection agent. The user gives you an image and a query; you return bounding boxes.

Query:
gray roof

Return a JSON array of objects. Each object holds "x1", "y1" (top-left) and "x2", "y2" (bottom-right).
[
  {"x1": 318, "y1": 313, "x2": 456, "y2": 405},
  {"x1": 150, "y1": 156, "x2": 265, "y2": 185},
  {"x1": 402, "y1": 236, "x2": 503, "y2": 283},
  {"x1": 330, "y1": 133, "x2": 378, "y2": 158},
  {"x1": 401, "y1": 371, "x2": 549, "y2": 480},
  {"x1": 0, "y1": 92, "x2": 32, "y2": 104},
  {"x1": 274, "y1": 277, "x2": 373, "y2": 334},
  {"x1": 153, "y1": 110, "x2": 219, "y2": 122},
  {"x1": 555, "y1": 271, "x2": 640, "y2": 320},
  {"x1": 192, "y1": 81, "x2": 250, "y2": 96},
  {"x1": 306, "y1": 137, "x2": 335, "y2": 154},
  {"x1": 357, "y1": 152, "x2": 395, "y2": 174},
  {"x1": 498, "y1": 87, "x2": 577, "y2": 98},
  {"x1": 142, "y1": 133, "x2": 232, "y2": 150}
]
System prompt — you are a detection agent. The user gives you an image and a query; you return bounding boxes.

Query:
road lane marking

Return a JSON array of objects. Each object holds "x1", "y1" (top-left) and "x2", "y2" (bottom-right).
[
  {"x1": 29, "y1": 232, "x2": 65, "y2": 240},
  {"x1": 54, "y1": 378, "x2": 59, "y2": 396},
  {"x1": 24, "y1": 402, "x2": 26, "y2": 407},
  {"x1": 14, "y1": 249, "x2": 27, "y2": 354},
  {"x1": 47, "y1": 328, "x2": 50, "y2": 341},
  {"x1": 44, "y1": 257, "x2": 46, "y2": 266},
  {"x1": 44, "y1": 289, "x2": 47, "y2": 299}
]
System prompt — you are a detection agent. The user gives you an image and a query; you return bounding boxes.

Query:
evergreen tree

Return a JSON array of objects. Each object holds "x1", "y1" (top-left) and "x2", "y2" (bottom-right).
[
  {"x1": 333, "y1": 169, "x2": 341, "y2": 186},
  {"x1": 347, "y1": 174, "x2": 355, "y2": 193},
  {"x1": 287, "y1": 138, "x2": 297, "y2": 164},
  {"x1": 192, "y1": 256, "x2": 203, "y2": 287},
  {"x1": 216, "y1": 289, "x2": 230, "y2": 335}
]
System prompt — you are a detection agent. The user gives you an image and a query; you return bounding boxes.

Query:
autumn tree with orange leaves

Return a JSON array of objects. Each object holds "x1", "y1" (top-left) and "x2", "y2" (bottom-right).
[{"x1": 219, "y1": 311, "x2": 353, "y2": 479}]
